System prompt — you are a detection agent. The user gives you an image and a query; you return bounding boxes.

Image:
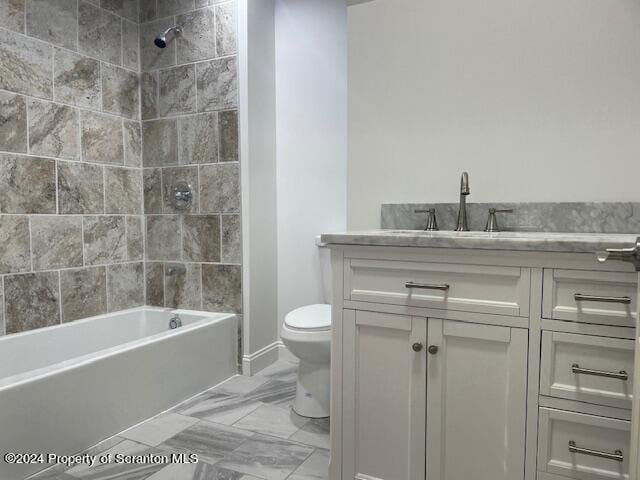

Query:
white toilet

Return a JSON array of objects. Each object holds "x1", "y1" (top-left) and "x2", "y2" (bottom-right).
[{"x1": 280, "y1": 238, "x2": 332, "y2": 418}]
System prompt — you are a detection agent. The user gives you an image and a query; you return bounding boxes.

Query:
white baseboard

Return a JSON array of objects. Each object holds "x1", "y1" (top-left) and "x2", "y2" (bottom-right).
[
  {"x1": 242, "y1": 341, "x2": 280, "y2": 375},
  {"x1": 242, "y1": 340, "x2": 298, "y2": 375}
]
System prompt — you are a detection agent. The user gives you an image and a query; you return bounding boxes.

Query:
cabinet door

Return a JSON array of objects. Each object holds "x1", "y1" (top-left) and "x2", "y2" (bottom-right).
[
  {"x1": 630, "y1": 278, "x2": 640, "y2": 479},
  {"x1": 343, "y1": 310, "x2": 427, "y2": 480},
  {"x1": 426, "y1": 319, "x2": 528, "y2": 480}
]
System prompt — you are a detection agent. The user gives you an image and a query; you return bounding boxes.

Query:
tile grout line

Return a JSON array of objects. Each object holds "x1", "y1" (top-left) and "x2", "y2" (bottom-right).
[
  {"x1": 121, "y1": 117, "x2": 126, "y2": 166},
  {"x1": 57, "y1": 269, "x2": 63, "y2": 324},
  {"x1": 102, "y1": 165, "x2": 107, "y2": 215},
  {"x1": 54, "y1": 160, "x2": 59, "y2": 215},
  {"x1": 76, "y1": 0, "x2": 80, "y2": 65},
  {"x1": 142, "y1": 106, "x2": 239, "y2": 124},
  {"x1": 0, "y1": 87, "x2": 141, "y2": 127},
  {"x1": 141, "y1": 0, "x2": 235, "y2": 27},
  {"x1": 142, "y1": 51, "x2": 238, "y2": 78},
  {"x1": 27, "y1": 216, "x2": 34, "y2": 272},
  {"x1": 80, "y1": 212, "x2": 86, "y2": 268},
  {"x1": 2, "y1": 260, "x2": 145, "y2": 278},
  {"x1": 24, "y1": 92, "x2": 30, "y2": 154},
  {"x1": 0, "y1": 155, "x2": 141, "y2": 172},
  {"x1": 161, "y1": 261, "x2": 166, "y2": 307},
  {"x1": 50, "y1": 30, "x2": 55, "y2": 106},
  {"x1": 1, "y1": 276, "x2": 5, "y2": 336},
  {"x1": 0, "y1": 24, "x2": 139, "y2": 76}
]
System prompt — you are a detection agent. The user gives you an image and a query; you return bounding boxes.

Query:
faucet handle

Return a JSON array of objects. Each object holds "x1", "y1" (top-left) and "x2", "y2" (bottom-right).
[
  {"x1": 485, "y1": 208, "x2": 513, "y2": 233},
  {"x1": 414, "y1": 208, "x2": 439, "y2": 231}
]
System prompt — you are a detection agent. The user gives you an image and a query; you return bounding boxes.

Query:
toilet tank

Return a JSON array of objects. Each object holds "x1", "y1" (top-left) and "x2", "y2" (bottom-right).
[{"x1": 316, "y1": 236, "x2": 332, "y2": 305}]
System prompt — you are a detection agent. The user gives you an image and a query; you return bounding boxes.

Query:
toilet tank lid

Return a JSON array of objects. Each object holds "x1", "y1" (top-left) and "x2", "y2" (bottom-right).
[{"x1": 285, "y1": 304, "x2": 331, "y2": 330}]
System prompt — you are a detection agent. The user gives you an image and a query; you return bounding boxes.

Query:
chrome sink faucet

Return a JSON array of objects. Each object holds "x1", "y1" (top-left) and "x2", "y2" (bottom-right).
[{"x1": 455, "y1": 172, "x2": 470, "y2": 231}]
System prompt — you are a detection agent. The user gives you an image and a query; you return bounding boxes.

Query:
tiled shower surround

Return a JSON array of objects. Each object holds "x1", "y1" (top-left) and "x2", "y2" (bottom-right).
[
  {"x1": 140, "y1": 0, "x2": 241, "y2": 313},
  {"x1": 0, "y1": 0, "x2": 241, "y2": 337}
]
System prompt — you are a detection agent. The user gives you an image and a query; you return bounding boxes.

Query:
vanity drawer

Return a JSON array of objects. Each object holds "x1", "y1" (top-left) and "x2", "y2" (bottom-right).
[
  {"x1": 344, "y1": 259, "x2": 530, "y2": 317},
  {"x1": 543, "y1": 269, "x2": 637, "y2": 328},
  {"x1": 538, "y1": 407, "x2": 630, "y2": 480},
  {"x1": 540, "y1": 331, "x2": 634, "y2": 409}
]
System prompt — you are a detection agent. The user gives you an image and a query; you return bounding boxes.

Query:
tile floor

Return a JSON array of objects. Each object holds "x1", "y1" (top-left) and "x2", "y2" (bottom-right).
[{"x1": 32, "y1": 361, "x2": 329, "y2": 480}]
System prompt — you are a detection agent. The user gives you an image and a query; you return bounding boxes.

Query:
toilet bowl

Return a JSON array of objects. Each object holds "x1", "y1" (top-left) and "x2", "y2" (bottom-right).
[
  {"x1": 281, "y1": 304, "x2": 331, "y2": 418},
  {"x1": 280, "y1": 237, "x2": 332, "y2": 418}
]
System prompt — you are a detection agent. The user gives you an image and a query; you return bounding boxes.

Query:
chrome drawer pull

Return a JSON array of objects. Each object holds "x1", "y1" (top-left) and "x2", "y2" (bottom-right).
[
  {"x1": 574, "y1": 293, "x2": 631, "y2": 305},
  {"x1": 571, "y1": 364, "x2": 628, "y2": 381},
  {"x1": 568, "y1": 441, "x2": 624, "y2": 462},
  {"x1": 405, "y1": 282, "x2": 450, "y2": 291}
]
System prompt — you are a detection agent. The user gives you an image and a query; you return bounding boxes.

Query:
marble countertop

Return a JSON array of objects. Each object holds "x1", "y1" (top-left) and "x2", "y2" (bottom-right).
[{"x1": 320, "y1": 230, "x2": 640, "y2": 254}]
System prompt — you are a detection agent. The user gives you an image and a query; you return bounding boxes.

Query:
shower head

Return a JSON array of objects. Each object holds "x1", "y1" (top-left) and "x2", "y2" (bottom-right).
[{"x1": 154, "y1": 26, "x2": 182, "y2": 49}]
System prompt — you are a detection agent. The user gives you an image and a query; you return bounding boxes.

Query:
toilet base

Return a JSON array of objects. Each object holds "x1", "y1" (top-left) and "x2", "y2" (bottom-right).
[{"x1": 292, "y1": 360, "x2": 330, "y2": 418}]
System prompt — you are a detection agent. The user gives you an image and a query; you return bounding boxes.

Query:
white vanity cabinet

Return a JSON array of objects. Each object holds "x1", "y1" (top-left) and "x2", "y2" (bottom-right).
[
  {"x1": 426, "y1": 319, "x2": 528, "y2": 480},
  {"x1": 341, "y1": 311, "x2": 528, "y2": 480},
  {"x1": 327, "y1": 243, "x2": 639, "y2": 480},
  {"x1": 342, "y1": 311, "x2": 426, "y2": 480}
]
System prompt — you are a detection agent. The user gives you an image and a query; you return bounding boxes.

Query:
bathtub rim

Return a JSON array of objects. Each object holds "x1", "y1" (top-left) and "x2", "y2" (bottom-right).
[{"x1": 0, "y1": 306, "x2": 237, "y2": 392}]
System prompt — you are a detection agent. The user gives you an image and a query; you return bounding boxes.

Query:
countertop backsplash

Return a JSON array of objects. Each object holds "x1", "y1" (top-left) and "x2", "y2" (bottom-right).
[{"x1": 381, "y1": 202, "x2": 640, "y2": 234}]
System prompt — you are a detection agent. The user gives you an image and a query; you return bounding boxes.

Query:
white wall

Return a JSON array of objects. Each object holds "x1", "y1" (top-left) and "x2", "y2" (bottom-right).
[
  {"x1": 275, "y1": 0, "x2": 348, "y2": 325},
  {"x1": 239, "y1": 0, "x2": 279, "y2": 363},
  {"x1": 239, "y1": 0, "x2": 347, "y2": 371},
  {"x1": 348, "y1": 0, "x2": 640, "y2": 229}
]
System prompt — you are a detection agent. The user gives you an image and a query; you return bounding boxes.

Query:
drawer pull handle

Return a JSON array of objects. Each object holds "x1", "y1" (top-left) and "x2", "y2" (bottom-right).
[
  {"x1": 574, "y1": 293, "x2": 631, "y2": 305},
  {"x1": 405, "y1": 282, "x2": 450, "y2": 291},
  {"x1": 568, "y1": 441, "x2": 624, "y2": 462},
  {"x1": 571, "y1": 364, "x2": 628, "y2": 380}
]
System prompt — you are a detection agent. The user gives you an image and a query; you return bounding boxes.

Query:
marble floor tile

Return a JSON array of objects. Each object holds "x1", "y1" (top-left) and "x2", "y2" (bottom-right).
[
  {"x1": 121, "y1": 413, "x2": 199, "y2": 447},
  {"x1": 66, "y1": 439, "x2": 165, "y2": 479},
  {"x1": 242, "y1": 378, "x2": 297, "y2": 408},
  {"x1": 176, "y1": 391, "x2": 263, "y2": 426},
  {"x1": 146, "y1": 462, "x2": 262, "y2": 480},
  {"x1": 287, "y1": 449, "x2": 329, "y2": 480},
  {"x1": 216, "y1": 434, "x2": 313, "y2": 480},
  {"x1": 31, "y1": 436, "x2": 127, "y2": 478},
  {"x1": 44, "y1": 362, "x2": 325, "y2": 480},
  {"x1": 31, "y1": 472, "x2": 76, "y2": 480},
  {"x1": 29, "y1": 463, "x2": 73, "y2": 480},
  {"x1": 82, "y1": 436, "x2": 126, "y2": 456},
  {"x1": 159, "y1": 420, "x2": 253, "y2": 465},
  {"x1": 172, "y1": 391, "x2": 210, "y2": 411},
  {"x1": 233, "y1": 404, "x2": 308, "y2": 439},
  {"x1": 289, "y1": 418, "x2": 330, "y2": 450},
  {"x1": 213, "y1": 374, "x2": 270, "y2": 396},
  {"x1": 30, "y1": 438, "x2": 128, "y2": 480},
  {"x1": 256, "y1": 361, "x2": 299, "y2": 383}
]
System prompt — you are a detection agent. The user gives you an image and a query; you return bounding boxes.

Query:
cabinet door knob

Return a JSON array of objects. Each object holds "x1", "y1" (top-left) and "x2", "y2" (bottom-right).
[
  {"x1": 412, "y1": 342, "x2": 423, "y2": 352},
  {"x1": 428, "y1": 345, "x2": 439, "y2": 355}
]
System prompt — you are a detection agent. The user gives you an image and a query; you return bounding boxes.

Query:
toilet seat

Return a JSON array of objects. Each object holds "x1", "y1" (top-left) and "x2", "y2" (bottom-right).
[{"x1": 284, "y1": 304, "x2": 331, "y2": 331}]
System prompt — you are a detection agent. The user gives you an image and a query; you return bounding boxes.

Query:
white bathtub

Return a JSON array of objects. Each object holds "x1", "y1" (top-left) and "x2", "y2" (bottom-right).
[{"x1": 0, "y1": 307, "x2": 238, "y2": 479}]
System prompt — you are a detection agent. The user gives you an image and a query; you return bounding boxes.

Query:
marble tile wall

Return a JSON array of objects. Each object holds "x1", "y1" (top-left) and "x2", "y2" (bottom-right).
[
  {"x1": 381, "y1": 202, "x2": 640, "y2": 233},
  {"x1": 140, "y1": 0, "x2": 242, "y2": 314},
  {"x1": 0, "y1": 0, "x2": 145, "y2": 335}
]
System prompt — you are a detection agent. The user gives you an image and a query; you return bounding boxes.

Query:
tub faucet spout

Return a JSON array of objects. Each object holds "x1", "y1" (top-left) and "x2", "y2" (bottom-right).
[{"x1": 455, "y1": 172, "x2": 470, "y2": 231}]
